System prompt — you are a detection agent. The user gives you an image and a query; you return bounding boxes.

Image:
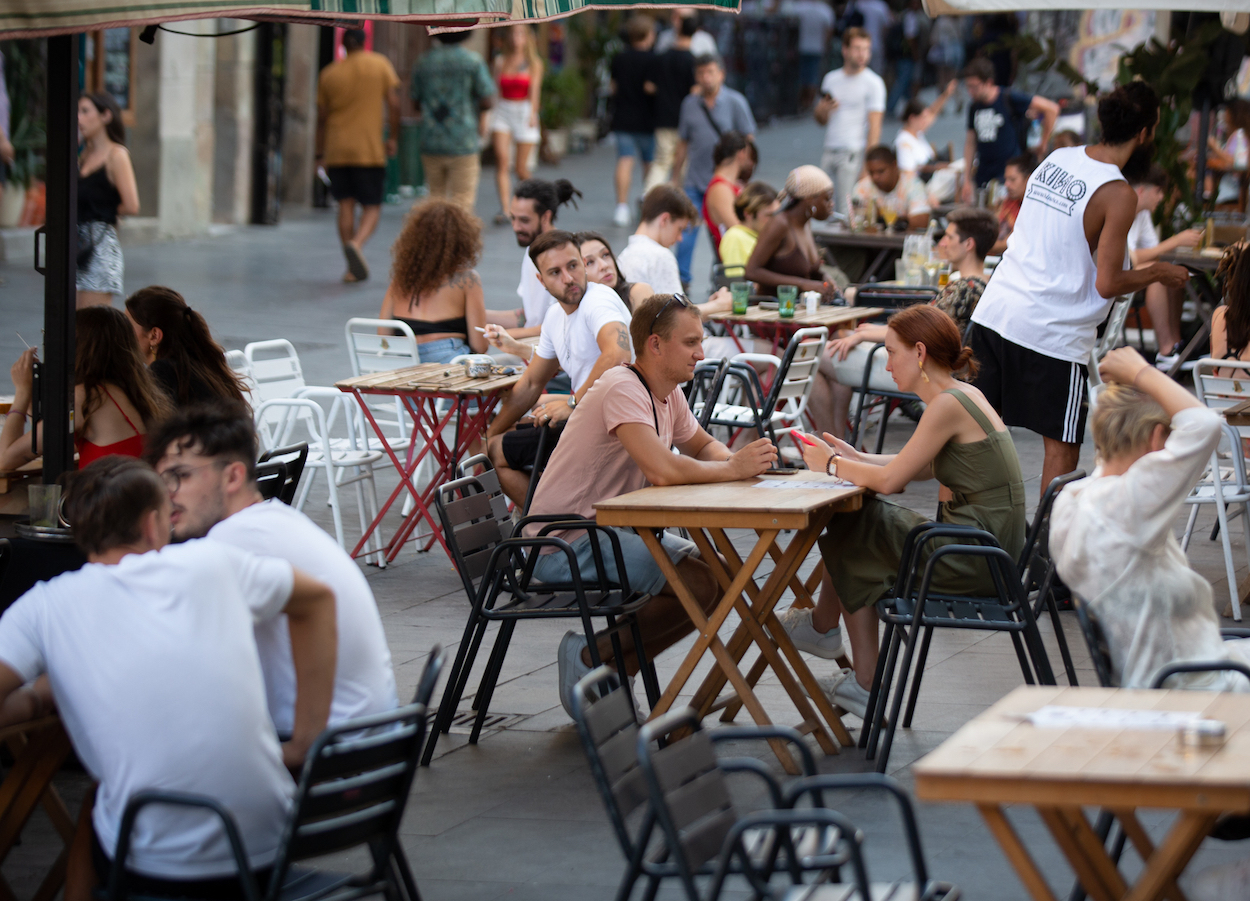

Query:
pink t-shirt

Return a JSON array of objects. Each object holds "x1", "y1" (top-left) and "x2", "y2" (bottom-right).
[{"x1": 526, "y1": 365, "x2": 701, "y2": 540}]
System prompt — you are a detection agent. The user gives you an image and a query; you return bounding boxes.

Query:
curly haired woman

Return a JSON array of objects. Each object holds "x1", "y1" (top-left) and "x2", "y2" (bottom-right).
[{"x1": 380, "y1": 200, "x2": 490, "y2": 362}]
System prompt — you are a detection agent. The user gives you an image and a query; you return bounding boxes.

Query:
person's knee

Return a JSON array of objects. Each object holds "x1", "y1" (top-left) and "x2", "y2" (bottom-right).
[{"x1": 487, "y1": 435, "x2": 508, "y2": 469}]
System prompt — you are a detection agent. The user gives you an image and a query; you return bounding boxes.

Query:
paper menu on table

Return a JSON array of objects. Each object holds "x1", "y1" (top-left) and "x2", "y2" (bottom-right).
[
  {"x1": 753, "y1": 478, "x2": 855, "y2": 490},
  {"x1": 1021, "y1": 706, "x2": 1203, "y2": 731}
]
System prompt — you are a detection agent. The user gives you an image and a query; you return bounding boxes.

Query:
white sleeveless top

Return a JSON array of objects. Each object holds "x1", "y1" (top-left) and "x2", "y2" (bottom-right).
[{"x1": 971, "y1": 146, "x2": 1127, "y2": 363}]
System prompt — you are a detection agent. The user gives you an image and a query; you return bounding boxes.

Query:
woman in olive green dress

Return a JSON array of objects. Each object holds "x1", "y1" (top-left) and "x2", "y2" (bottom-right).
[{"x1": 789, "y1": 304, "x2": 1026, "y2": 718}]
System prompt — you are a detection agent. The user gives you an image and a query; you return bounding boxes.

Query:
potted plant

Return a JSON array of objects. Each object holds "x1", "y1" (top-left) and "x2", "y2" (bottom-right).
[
  {"x1": 1, "y1": 42, "x2": 47, "y2": 228},
  {"x1": 540, "y1": 66, "x2": 586, "y2": 163}
]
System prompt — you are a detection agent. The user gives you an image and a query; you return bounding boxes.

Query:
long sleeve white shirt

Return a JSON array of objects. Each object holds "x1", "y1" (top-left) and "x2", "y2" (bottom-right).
[{"x1": 1050, "y1": 406, "x2": 1250, "y2": 690}]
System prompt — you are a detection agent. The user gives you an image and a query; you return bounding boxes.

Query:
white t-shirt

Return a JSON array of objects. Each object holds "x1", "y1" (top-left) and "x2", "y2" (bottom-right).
[
  {"x1": 208, "y1": 500, "x2": 398, "y2": 737},
  {"x1": 1127, "y1": 209, "x2": 1159, "y2": 254},
  {"x1": 518, "y1": 249, "x2": 557, "y2": 329},
  {"x1": 617, "y1": 233, "x2": 684, "y2": 295},
  {"x1": 894, "y1": 129, "x2": 935, "y2": 173},
  {"x1": 971, "y1": 146, "x2": 1127, "y2": 363},
  {"x1": 655, "y1": 28, "x2": 718, "y2": 58},
  {"x1": 534, "y1": 281, "x2": 632, "y2": 392},
  {"x1": 0, "y1": 541, "x2": 295, "y2": 878},
  {"x1": 784, "y1": 0, "x2": 835, "y2": 55},
  {"x1": 819, "y1": 68, "x2": 886, "y2": 151}
]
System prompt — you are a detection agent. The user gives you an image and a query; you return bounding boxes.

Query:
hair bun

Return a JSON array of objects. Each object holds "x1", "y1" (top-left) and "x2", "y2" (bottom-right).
[{"x1": 554, "y1": 179, "x2": 582, "y2": 208}]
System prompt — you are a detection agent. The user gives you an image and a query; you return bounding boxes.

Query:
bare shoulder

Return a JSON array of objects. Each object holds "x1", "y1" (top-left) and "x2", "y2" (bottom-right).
[{"x1": 450, "y1": 268, "x2": 482, "y2": 291}]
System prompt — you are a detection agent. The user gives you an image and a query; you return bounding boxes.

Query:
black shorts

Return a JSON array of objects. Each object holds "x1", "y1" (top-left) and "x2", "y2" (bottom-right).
[
  {"x1": 326, "y1": 166, "x2": 385, "y2": 206},
  {"x1": 969, "y1": 323, "x2": 1088, "y2": 445},
  {"x1": 501, "y1": 422, "x2": 565, "y2": 471}
]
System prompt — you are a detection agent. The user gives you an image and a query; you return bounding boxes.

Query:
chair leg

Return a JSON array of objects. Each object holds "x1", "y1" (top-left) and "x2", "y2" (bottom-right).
[
  {"x1": 876, "y1": 616, "x2": 923, "y2": 773},
  {"x1": 864, "y1": 621, "x2": 903, "y2": 756},
  {"x1": 422, "y1": 613, "x2": 486, "y2": 765},
  {"x1": 1039, "y1": 570, "x2": 1079, "y2": 686},
  {"x1": 629, "y1": 616, "x2": 661, "y2": 710},
  {"x1": 1214, "y1": 490, "x2": 1240, "y2": 623},
  {"x1": 1180, "y1": 502, "x2": 1201, "y2": 551},
  {"x1": 470, "y1": 621, "x2": 516, "y2": 744},
  {"x1": 389, "y1": 847, "x2": 423, "y2": 901},
  {"x1": 901, "y1": 625, "x2": 934, "y2": 728},
  {"x1": 873, "y1": 399, "x2": 891, "y2": 455},
  {"x1": 461, "y1": 621, "x2": 491, "y2": 711},
  {"x1": 1009, "y1": 631, "x2": 1036, "y2": 685}
]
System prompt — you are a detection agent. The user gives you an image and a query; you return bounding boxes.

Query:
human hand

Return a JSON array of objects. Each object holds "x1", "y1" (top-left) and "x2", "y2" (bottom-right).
[
  {"x1": 531, "y1": 398, "x2": 572, "y2": 427},
  {"x1": 1152, "y1": 262, "x2": 1191, "y2": 289},
  {"x1": 822, "y1": 432, "x2": 862, "y2": 463},
  {"x1": 482, "y1": 324, "x2": 526, "y2": 357},
  {"x1": 794, "y1": 430, "x2": 837, "y2": 474},
  {"x1": 816, "y1": 95, "x2": 838, "y2": 115},
  {"x1": 728, "y1": 437, "x2": 778, "y2": 479},
  {"x1": 0, "y1": 136, "x2": 13, "y2": 166},
  {"x1": 10, "y1": 348, "x2": 36, "y2": 400},
  {"x1": 960, "y1": 180, "x2": 974, "y2": 204},
  {"x1": 1098, "y1": 346, "x2": 1150, "y2": 387},
  {"x1": 529, "y1": 107, "x2": 539, "y2": 129},
  {"x1": 827, "y1": 334, "x2": 861, "y2": 361},
  {"x1": 1173, "y1": 228, "x2": 1204, "y2": 249},
  {"x1": 385, "y1": 138, "x2": 398, "y2": 158},
  {"x1": 281, "y1": 738, "x2": 310, "y2": 772},
  {"x1": 704, "y1": 287, "x2": 732, "y2": 314}
]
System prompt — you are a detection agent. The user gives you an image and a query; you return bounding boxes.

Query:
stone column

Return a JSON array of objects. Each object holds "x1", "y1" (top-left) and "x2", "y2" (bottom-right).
[
  {"x1": 212, "y1": 24, "x2": 257, "y2": 224},
  {"x1": 282, "y1": 24, "x2": 320, "y2": 208},
  {"x1": 156, "y1": 22, "x2": 216, "y2": 237}
]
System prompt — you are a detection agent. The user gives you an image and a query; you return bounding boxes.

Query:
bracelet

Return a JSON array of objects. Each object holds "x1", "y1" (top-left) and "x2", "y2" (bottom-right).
[{"x1": 825, "y1": 454, "x2": 838, "y2": 477}]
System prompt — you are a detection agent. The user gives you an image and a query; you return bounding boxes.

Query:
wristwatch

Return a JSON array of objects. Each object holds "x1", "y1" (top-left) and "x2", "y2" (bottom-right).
[{"x1": 567, "y1": 395, "x2": 578, "y2": 409}]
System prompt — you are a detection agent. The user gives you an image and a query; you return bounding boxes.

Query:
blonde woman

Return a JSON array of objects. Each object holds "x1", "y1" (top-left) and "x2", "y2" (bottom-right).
[{"x1": 491, "y1": 25, "x2": 543, "y2": 224}]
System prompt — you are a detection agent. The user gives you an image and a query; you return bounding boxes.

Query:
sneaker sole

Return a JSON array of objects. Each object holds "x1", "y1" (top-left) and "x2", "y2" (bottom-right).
[{"x1": 789, "y1": 636, "x2": 846, "y2": 660}]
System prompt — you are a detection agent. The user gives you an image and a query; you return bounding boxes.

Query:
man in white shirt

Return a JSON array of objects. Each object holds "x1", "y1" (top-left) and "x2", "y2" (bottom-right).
[
  {"x1": 0, "y1": 457, "x2": 335, "y2": 895},
  {"x1": 486, "y1": 230, "x2": 634, "y2": 504},
  {"x1": 815, "y1": 28, "x2": 886, "y2": 219},
  {"x1": 486, "y1": 178, "x2": 583, "y2": 340},
  {"x1": 968, "y1": 83, "x2": 1191, "y2": 496},
  {"x1": 618, "y1": 184, "x2": 697, "y2": 295},
  {"x1": 852, "y1": 145, "x2": 931, "y2": 230},
  {"x1": 143, "y1": 402, "x2": 399, "y2": 737}
]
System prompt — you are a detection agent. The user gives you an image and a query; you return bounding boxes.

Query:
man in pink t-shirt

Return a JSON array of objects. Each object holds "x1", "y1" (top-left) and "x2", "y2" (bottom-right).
[{"x1": 527, "y1": 293, "x2": 777, "y2": 716}]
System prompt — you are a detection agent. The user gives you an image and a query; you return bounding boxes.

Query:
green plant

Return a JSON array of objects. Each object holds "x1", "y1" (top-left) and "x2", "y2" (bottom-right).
[
  {"x1": 4, "y1": 40, "x2": 47, "y2": 188},
  {"x1": 566, "y1": 10, "x2": 624, "y2": 114},
  {"x1": 540, "y1": 66, "x2": 587, "y2": 131}
]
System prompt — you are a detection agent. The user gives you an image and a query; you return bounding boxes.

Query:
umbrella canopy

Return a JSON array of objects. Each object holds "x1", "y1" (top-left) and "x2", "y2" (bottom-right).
[
  {"x1": 0, "y1": 0, "x2": 738, "y2": 39},
  {"x1": 924, "y1": 0, "x2": 1247, "y2": 13}
]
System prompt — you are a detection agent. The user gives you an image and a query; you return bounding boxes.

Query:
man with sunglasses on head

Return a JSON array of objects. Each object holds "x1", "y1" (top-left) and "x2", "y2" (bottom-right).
[
  {"x1": 526, "y1": 292, "x2": 777, "y2": 717},
  {"x1": 144, "y1": 401, "x2": 398, "y2": 741}
]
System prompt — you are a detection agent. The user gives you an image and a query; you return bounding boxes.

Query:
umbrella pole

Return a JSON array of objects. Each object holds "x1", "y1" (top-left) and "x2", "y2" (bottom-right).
[
  {"x1": 1195, "y1": 96, "x2": 1210, "y2": 216},
  {"x1": 41, "y1": 35, "x2": 77, "y2": 484}
]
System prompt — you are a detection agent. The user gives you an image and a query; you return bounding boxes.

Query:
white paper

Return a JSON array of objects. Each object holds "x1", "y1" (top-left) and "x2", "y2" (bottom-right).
[
  {"x1": 753, "y1": 479, "x2": 855, "y2": 490},
  {"x1": 1023, "y1": 705, "x2": 1202, "y2": 731}
]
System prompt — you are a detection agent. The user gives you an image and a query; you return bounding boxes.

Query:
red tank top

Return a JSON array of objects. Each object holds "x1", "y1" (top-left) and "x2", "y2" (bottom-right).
[
  {"x1": 702, "y1": 176, "x2": 741, "y2": 259},
  {"x1": 75, "y1": 387, "x2": 145, "y2": 468},
  {"x1": 498, "y1": 72, "x2": 531, "y2": 101}
]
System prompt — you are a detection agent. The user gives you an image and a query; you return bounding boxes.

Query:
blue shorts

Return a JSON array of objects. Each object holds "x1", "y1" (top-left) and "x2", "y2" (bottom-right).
[
  {"x1": 615, "y1": 132, "x2": 656, "y2": 162},
  {"x1": 417, "y1": 337, "x2": 471, "y2": 364},
  {"x1": 799, "y1": 53, "x2": 823, "y2": 88},
  {"x1": 531, "y1": 527, "x2": 697, "y2": 598}
]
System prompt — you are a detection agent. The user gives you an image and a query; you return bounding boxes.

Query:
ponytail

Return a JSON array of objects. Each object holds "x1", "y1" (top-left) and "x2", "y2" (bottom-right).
[
  {"x1": 515, "y1": 178, "x2": 582, "y2": 223},
  {"x1": 887, "y1": 304, "x2": 979, "y2": 380}
]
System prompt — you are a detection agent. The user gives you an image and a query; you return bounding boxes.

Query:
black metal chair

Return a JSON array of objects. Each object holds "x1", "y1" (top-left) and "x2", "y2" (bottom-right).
[
  {"x1": 863, "y1": 525, "x2": 1056, "y2": 773},
  {"x1": 571, "y1": 666, "x2": 829, "y2": 901},
  {"x1": 257, "y1": 443, "x2": 309, "y2": 505},
  {"x1": 636, "y1": 707, "x2": 958, "y2": 901},
  {"x1": 847, "y1": 343, "x2": 922, "y2": 454},
  {"x1": 421, "y1": 474, "x2": 658, "y2": 765},
  {"x1": 104, "y1": 647, "x2": 445, "y2": 901}
]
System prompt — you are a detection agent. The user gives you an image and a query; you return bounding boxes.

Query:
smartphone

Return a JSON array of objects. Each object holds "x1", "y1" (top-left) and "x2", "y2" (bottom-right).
[
  {"x1": 821, "y1": 92, "x2": 835, "y2": 102},
  {"x1": 790, "y1": 429, "x2": 815, "y2": 446}
]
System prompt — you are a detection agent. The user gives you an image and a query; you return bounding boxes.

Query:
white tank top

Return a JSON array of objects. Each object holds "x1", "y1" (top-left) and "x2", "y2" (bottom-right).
[{"x1": 971, "y1": 146, "x2": 1127, "y2": 363}]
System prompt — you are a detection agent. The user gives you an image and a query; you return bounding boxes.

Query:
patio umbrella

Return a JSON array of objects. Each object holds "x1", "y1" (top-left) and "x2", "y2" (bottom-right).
[
  {"x1": 923, "y1": 0, "x2": 1248, "y2": 14},
  {"x1": 0, "y1": 0, "x2": 740, "y2": 485}
]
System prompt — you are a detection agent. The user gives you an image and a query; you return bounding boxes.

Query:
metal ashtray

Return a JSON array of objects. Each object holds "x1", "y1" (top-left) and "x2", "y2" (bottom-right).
[
  {"x1": 13, "y1": 518, "x2": 75, "y2": 544},
  {"x1": 1180, "y1": 719, "x2": 1226, "y2": 749},
  {"x1": 459, "y1": 355, "x2": 494, "y2": 378}
]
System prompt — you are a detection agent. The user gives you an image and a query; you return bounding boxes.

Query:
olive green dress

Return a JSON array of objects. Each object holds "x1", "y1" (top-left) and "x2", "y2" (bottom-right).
[{"x1": 819, "y1": 389, "x2": 1026, "y2": 613}]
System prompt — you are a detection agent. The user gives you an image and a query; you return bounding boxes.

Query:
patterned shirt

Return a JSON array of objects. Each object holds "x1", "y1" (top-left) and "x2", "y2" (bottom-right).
[
  {"x1": 853, "y1": 173, "x2": 931, "y2": 222},
  {"x1": 409, "y1": 44, "x2": 496, "y2": 157},
  {"x1": 935, "y1": 275, "x2": 986, "y2": 336}
]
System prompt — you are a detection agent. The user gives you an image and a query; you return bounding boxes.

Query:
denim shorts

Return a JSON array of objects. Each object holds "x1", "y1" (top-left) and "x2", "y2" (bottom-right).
[
  {"x1": 418, "y1": 337, "x2": 471, "y2": 364},
  {"x1": 615, "y1": 131, "x2": 656, "y2": 162},
  {"x1": 532, "y1": 527, "x2": 697, "y2": 598}
]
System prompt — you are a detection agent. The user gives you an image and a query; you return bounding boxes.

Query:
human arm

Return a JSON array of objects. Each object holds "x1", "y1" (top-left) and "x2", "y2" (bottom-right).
[
  {"x1": 865, "y1": 112, "x2": 883, "y2": 157},
  {"x1": 386, "y1": 85, "x2": 402, "y2": 158},
  {"x1": 743, "y1": 218, "x2": 833, "y2": 297},
  {"x1": 533, "y1": 322, "x2": 632, "y2": 424},
  {"x1": 1133, "y1": 228, "x2": 1203, "y2": 264},
  {"x1": 961, "y1": 129, "x2": 977, "y2": 202},
  {"x1": 814, "y1": 94, "x2": 837, "y2": 127},
  {"x1": 0, "y1": 349, "x2": 40, "y2": 472},
  {"x1": 528, "y1": 58, "x2": 544, "y2": 129},
  {"x1": 616, "y1": 423, "x2": 776, "y2": 485},
  {"x1": 1212, "y1": 306, "x2": 1230, "y2": 361},
  {"x1": 281, "y1": 568, "x2": 338, "y2": 768},
  {"x1": 486, "y1": 355, "x2": 560, "y2": 437},
  {"x1": 1091, "y1": 182, "x2": 1190, "y2": 299},
  {"x1": 482, "y1": 324, "x2": 534, "y2": 360},
  {"x1": 699, "y1": 287, "x2": 732, "y2": 315},
  {"x1": 670, "y1": 140, "x2": 689, "y2": 188},
  {"x1": 314, "y1": 100, "x2": 327, "y2": 165},
  {"x1": 462, "y1": 271, "x2": 489, "y2": 353},
  {"x1": 475, "y1": 59, "x2": 496, "y2": 137},
  {"x1": 1026, "y1": 93, "x2": 1059, "y2": 153},
  {"x1": 628, "y1": 282, "x2": 655, "y2": 307},
  {"x1": 705, "y1": 180, "x2": 740, "y2": 230},
  {"x1": 826, "y1": 322, "x2": 888, "y2": 360},
  {"x1": 108, "y1": 146, "x2": 140, "y2": 217},
  {"x1": 1100, "y1": 346, "x2": 1201, "y2": 418},
  {"x1": 0, "y1": 675, "x2": 53, "y2": 729}
]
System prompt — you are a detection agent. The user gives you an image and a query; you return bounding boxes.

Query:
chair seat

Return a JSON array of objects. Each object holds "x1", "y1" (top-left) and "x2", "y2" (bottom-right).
[
  {"x1": 885, "y1": 595, "x2": 1023, "y2": 629},
  {"x1": 306, "y1": 449, "x2": 385, "y2": 467},
  {"x1": 491, "y1": 589, "x2": 650, "y2": 618},
  {"x1": 782, "y1": 881, "x2": 958, "y2": 901},
  {"x1": 703, "y1": 404, "x2": 789, "y2": 427},
  {"x1": 278, "y1": 866, "x2": 361, "y2": 901}
]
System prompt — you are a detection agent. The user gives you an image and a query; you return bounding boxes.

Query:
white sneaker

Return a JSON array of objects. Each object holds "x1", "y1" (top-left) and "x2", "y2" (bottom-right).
[
  {"x1": 811, "y1": 667, "x2": 872, "y2": 720},
  {"x1": 1186, "y1": 857, "x2": 1250, "y2": 901},
  {"x1": 613, "y1": 203, "x2": 631, "y2": 227},
  {"x1": 1155, "y1": 352, "x2": 1179, "y2": 372},
  {"x1": 776, "y1": 607, "x2": 844, "y2": 659},
  {"x1": 557, "y1": 631, "x2": 591, "y2": 718}
]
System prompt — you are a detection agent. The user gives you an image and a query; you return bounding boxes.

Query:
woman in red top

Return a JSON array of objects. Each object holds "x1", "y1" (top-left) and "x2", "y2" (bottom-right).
[
  {"x1": 490, "y1": 26, "x2": 544, "y2": 225},
  {"x1": 1, "y1": 306, "x2": 172, "y2": 471},
  {"x1": 702, "y1": 132, "x2": 755, "y2": 260}
]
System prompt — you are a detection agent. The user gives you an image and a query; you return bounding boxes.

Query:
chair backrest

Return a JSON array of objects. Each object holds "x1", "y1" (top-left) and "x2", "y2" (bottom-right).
[
  {"x1": 225, "y1": 349, "x2": 258, "y2": 407},
  {"x1": 762, "y1": 326, "x2": 828, "y2": 421},
  {"x1": 257, "y1": 443, "x2": 310, "y2": 505},
  {"x1": 1018, "y1": 468, "x2": 1086, "y2": 590},
  {"x1": 413, "y1": 644, "x2": 445, "y2": 706},
  {"x1": 1092, "y1": 296, "x2": 1132, "y2": 362},
  {"x1": 345, "y1": 318, "x2": 421, "y2": 377},
  {"x1": 244, "y1": 340, "x2": 306, "y2": 403},
  {"x1": 1196, "y1": 358, "x2": 1250, "y2": 436},
  {"x1": 434, "y1": 475, "x2": 514, "y2": 601},
  {"x1": 570, "y1": 666, "x2": 651, "y2": 864},
  {"x1": 853, "y1": 285, "x2": 938, "y2": 311},
  {"x1": 1072, "y1": 596, "x2": 1116, "y2": 687}
]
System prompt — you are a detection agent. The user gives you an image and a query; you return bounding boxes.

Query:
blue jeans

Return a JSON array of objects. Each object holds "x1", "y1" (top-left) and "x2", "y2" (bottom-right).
[
  {"x1": 675, "y1": 187, "x2": 704, "y2": 285},
  {"x1": 417, "y1": 337, "x2": 471, "y2": 364},
  {"x1": 885, "y1": 57, "x2": 916, "y2": 118}
]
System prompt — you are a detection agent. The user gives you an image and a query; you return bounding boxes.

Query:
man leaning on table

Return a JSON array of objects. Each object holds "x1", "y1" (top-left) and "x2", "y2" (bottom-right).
[
  {"x1": 0, "y1": 456, "x2": 336, "y2": 900},
  {"x1": 525, "y1": 292, "x2": 777, "y2": 716}
]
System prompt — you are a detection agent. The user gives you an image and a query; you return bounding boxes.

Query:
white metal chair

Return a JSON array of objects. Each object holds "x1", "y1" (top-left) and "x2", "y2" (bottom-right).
[
  {"x1": 344, "y1": 318, "x2": 421, "y2": 450},
  {"x1": 1185, "y1": 358, "x2": 1250, "y2": 621},
  {"x1": 224, "y1": 349, "x2": 257, "y2": 408},
  {"x1": 1087, "y1": 296, "x2": 1132, "y2": 409}
]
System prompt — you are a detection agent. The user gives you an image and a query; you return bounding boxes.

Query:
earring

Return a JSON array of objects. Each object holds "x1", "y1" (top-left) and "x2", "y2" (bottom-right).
[{"x1": 919, "y1": 361, "x2": 930, "y2": 384}]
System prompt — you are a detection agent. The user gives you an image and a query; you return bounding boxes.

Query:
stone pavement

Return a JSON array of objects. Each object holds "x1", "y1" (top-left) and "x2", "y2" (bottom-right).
[{"x1": 2, "y1": 103, "x2": 1249, "y2": 900}]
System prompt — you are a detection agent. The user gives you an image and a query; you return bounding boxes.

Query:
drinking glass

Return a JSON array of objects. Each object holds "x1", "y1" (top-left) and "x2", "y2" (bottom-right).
[
  {"x1": 731, "y1": 282, "x2": 750, "y2": 315},
  {"x1": 777, "y1": 285, "x2": 797, "y2": 318},
  {"x1": 28, "y1": 484, "x2": 61, "y2": 528},
  {"x1": 881, "y1": 205, "x2": 899, "y2": 230}
]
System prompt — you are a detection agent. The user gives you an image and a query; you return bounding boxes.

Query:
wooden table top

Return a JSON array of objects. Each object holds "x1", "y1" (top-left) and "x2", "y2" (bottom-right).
[
  {"x1": 811, "y1": 225, "x2": 910, "y2": 249},
  {"x1": 706, "y1": 306, "x2": 884, "y2": 329},
  {"x1": 1160, "y1": 249, "x2": 1223, "y2": 272},
  {"x1": 595, "y1": 471, "x2": 864, "y2": 530},
  {"x1": 335, "y1": 363, "x2": 522, "y2": 397},
  {"x1": 914, "y1": 685, "x2": 1250, "y2": 812}
]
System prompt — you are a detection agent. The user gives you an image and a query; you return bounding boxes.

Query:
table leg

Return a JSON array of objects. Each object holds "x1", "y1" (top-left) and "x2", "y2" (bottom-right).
[
  {"x1": 0, "y1": 722, "x2": 72, "y2": 900},
  {"x1": 1110, "y1": 809, "x2": 1187, "y2": 901},
  {"x1": 1037, "y1": 806, "x2": 1125, "y2": 901},
  {"x1": 861, "y1": 247, "x2": 895, "y2": 283},
  {"x1": 978, "y1": 804, "x2": 1059, "y2": 901},
  {"x1": 635, "y1": 529, "x2": 803, "y2": 773},
  {"x1": 1122, "y1": 812, "x2": 1216, "y2": 901}
]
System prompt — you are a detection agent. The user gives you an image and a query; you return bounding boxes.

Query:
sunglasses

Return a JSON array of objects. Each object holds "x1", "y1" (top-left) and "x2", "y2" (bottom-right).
[{"x1": 649, "y1": 293, "x2": 693, "y2": 334}]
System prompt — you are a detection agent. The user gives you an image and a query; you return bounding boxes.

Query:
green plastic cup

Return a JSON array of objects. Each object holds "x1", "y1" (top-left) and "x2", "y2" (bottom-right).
[
  {"x1": 731, "y1": 282, "x2": 750, "y2": 315},
  {"x1": 777, "y1": 285, "x2": 797, "y2": 318}
]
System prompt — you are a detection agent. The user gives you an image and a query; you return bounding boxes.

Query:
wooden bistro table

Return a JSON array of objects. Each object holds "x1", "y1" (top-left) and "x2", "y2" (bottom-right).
[
  {"x1": 595, "y1": 472, "x2": 864, "y2": 773},
  {"x1": 1157, "y1": 249, "x2": 1224, "y2": 380},
  {"x1": 706, "y1": 305, "x2": 885, "y2": 355},
  {"x1": 811, "y1": 224, "x2": 908, "y2": 283},
  {"x1": 336, "y1": 363, "x2": 521, "y2": 564},
  {"x1": 0, "y1": 715, "x2": 75, "y2": 901},
  {"x1": 914, "y1": 685, "x2": 1250, "y2": 901}
]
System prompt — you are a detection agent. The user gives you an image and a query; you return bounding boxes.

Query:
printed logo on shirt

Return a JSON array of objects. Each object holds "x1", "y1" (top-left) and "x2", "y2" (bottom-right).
[
  {"x1": 973, "y1": 107, "x2": 1005, "y2": 143},
  {"x1": 1025, "y1": 160, "x2": 1088, "y2": 216}
]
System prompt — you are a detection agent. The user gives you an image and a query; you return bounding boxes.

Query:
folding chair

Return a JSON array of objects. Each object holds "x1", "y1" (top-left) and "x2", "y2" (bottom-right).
[
  {"x1": 256, "y1": 443, "x2": 309, "y2": 506},
  {"x1": 844, "y1": 343, "x2": 921, "y2": 454},
  {"x1": 637, "y1": 707, "x2": 959, "y2": 901},
  {"x1": 420, "y1": 475, "x2": 658, "y2": 765},
  {"x1": 863, "y1": 525, "x2": 1055, "y2": 772},
  {"x1": 1087, "y1": 296, "x2": 1132, "y2": 408},
  {"x1": 105, "y1": 648, "x2": 445, "y2": 901},
  {"x1": 343, "y1": 319, "x2": 422, "y2": 455}
]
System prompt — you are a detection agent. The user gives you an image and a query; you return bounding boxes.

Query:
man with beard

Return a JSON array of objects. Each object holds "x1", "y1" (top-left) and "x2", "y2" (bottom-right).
[
  {"x1": 487, "y1": 178, "x2": 583, "y2": 339},
  {"x1": 967, "y1": 82, "x2": 1190, "y2": 497},
  {"x1": 486, "y1": 230, "x2": 634, "y2": 504}
]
